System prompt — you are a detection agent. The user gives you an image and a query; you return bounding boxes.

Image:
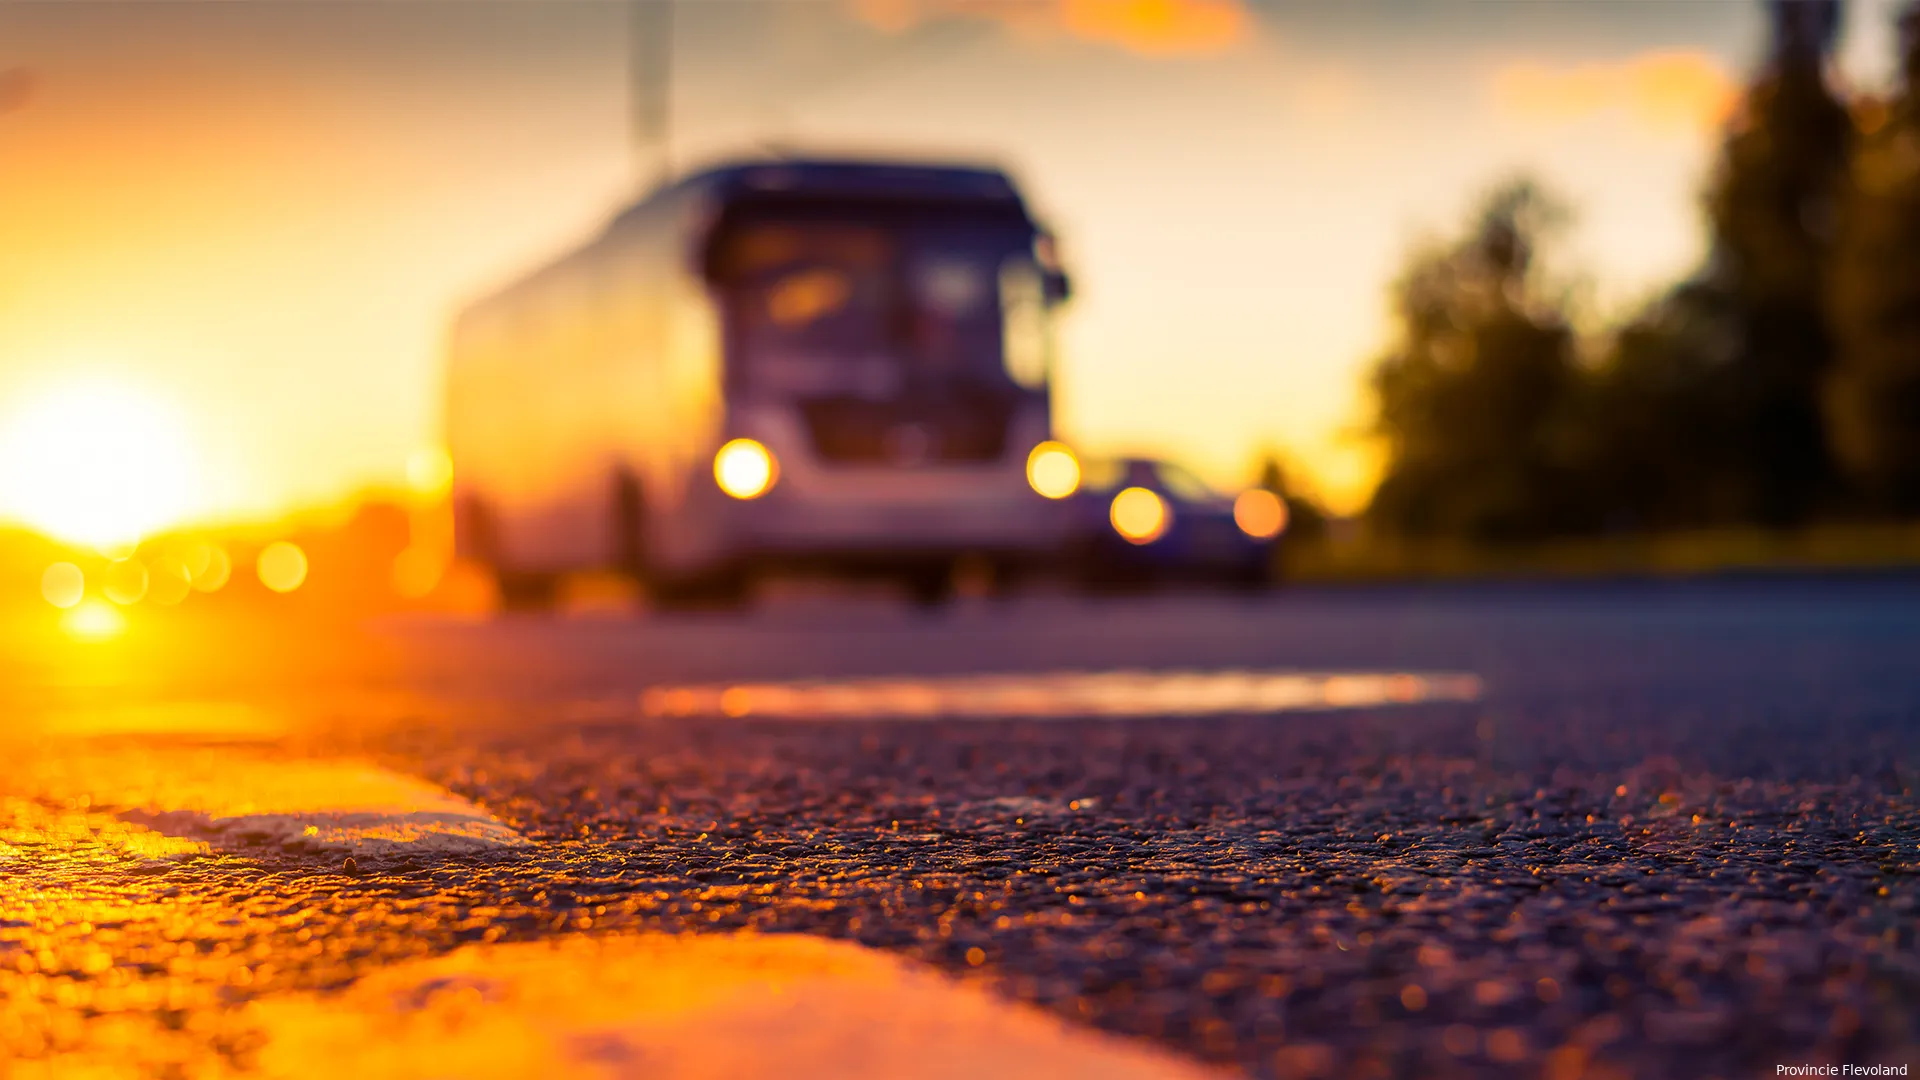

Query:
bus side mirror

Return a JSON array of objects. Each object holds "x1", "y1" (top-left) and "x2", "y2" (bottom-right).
[{"x1": 1043, "y1": 269, "x2": 1072, "y2": 305}]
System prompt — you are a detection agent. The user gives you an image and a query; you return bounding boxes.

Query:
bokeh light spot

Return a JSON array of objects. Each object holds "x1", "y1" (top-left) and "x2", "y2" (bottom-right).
[
  {"x1": 1233, "y1": 488, "x2": 1288, "y2": 538},
  {"x1": 102, "y1": 559, "x2": 149, "y2": 605},
  {"x1": 180, "y1": 540, "x2": 213, "y2": 579},
  {"x1": 1110, "y1": 486, "x2": 1169, "y2": 544},
  {"x1": 1025, "y1": 441, "x2": 1081, "y2": 499},
  {"x1": 192, "y1": 543, "x2": 233, "y2": 592},
  {"x1": 257, "y1": 541, "x2": 308, "y2": 593},
  {"x1": 40, "y1": 561, "x2": 85, "y2": 608},
  {"x1": 148, "y1": 555, "x2": 192, "y2": 606},
  {"x1": 392, "y1": 546, "x2": 446, "y2": 599}
]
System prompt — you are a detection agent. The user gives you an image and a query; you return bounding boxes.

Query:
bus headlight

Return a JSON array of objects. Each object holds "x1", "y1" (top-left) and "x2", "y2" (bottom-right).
[
  {"x1": 1233, "y1": 488, "x2": 1288, "y2": 539},
  {"x1": 1110, "y1": 487, "x2": 1169, "y2": 544},
  {"x1": 714, "y1": 438, "x2": 777, "y2": 499},
  {"x1": 1026, "y1": 441, "x2": 1080, "y2": 499}
]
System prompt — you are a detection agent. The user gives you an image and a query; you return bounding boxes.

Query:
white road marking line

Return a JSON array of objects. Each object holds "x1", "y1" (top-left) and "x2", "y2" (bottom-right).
[
  {"x1": 243, "y1": 931, "x2": 1227, "y2": 1080},
  {"x1": 641, "y1": 668, "x2": 1483, "y2": 721},
  {"x1": 14, "y1": 749, "x2": 527, "y2": 857}
]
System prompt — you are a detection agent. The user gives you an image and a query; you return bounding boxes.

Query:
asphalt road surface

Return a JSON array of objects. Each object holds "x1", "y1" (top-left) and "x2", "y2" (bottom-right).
[{"x1": 4, "y1": 577, "x2": 1919, "y2": 1078}]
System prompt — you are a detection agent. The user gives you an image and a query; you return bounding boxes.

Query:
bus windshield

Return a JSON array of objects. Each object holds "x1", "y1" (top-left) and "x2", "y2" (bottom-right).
[{"x1": 711, "y1": 215, "x2": 1044, "y2": 398}]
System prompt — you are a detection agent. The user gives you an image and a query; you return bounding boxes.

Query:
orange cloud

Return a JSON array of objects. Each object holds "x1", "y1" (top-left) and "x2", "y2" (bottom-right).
[
  {"x1": 850, "y1": 0, "x2": 1250, "y2": 57},
  {"x1": 1489, "y1": 51, "x2": 1739, "y2": 134}
]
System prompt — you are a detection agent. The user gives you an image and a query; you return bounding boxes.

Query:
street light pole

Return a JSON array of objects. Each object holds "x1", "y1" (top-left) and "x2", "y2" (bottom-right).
[{"x1": 629, "y1": 1, "x2": 672, "y2": 190}]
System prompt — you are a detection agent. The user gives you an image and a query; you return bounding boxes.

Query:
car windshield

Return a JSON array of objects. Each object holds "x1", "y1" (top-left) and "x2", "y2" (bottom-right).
[{"x1": 1155, "y1": 462, "x2": 1217, "y2": 502}]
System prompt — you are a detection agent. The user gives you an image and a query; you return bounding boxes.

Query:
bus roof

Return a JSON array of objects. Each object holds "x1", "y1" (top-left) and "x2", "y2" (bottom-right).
[
  {"x1": 609, "y1": 156, "x2": 1028, "y2": 234},
  {"x1": 456, "y1": 155, "x2": 1035, "y2": 330}
]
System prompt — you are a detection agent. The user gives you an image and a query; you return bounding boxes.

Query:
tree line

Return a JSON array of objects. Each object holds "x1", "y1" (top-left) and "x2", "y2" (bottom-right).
[{"x1": 1364, "y1": 0, "x2": 1920, "y2": 543}]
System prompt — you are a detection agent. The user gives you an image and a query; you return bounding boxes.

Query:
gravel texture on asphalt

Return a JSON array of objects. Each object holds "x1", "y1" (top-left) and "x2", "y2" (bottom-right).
[{"x1": 3, "y1": 579, "x2": 1918, "y2": 1078}]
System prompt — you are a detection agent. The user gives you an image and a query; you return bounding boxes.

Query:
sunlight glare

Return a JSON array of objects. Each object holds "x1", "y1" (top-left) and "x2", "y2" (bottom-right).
[
  {"x1": 62, "y1": 599, "x2": 127, "y2": 640},
  {"x1": 0, "y1": 378, "x2": 203, "y2": 548}
]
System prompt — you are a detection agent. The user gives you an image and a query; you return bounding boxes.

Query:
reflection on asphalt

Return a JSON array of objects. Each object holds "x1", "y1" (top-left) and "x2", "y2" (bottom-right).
[
  {"x1": 641, "y1": 669, "x2": 1483, "y2": 720},
  {"x1": 28, "y1": 701, "x2": 286, "y2": 739}
]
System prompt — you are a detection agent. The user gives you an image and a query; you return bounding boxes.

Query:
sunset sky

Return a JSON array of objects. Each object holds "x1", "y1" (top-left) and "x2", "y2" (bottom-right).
[{"x1": 0, "y1": 0, "x2": 1910, "y2": 528}]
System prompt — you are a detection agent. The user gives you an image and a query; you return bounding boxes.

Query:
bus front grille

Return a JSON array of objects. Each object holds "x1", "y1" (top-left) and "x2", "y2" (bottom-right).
[{"x1": 800, "y1": 395, "x2": 1013, "y2": 464}]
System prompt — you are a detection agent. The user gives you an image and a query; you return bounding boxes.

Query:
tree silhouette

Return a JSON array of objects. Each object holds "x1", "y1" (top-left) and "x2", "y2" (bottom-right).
[
  {"x1": 1358, "y1": 1, "x2": 1913, "y2": 543},
  {"x1": 1584, "y1": 280, "x2": 1747, "y2": 529},
  {"x1": 1696, "y1": 0, "x2": 1853, "y2": 525},
  {"x1": 1566, "y1": 0, "x2": 1858, "y2": 533},
  {"x1": 1827, "y1": 3, "x2": 1920, "y2": 512},
  {"x1": 1252, "y1": 453, "x2": 1326, "y2": 544},
  {"x1": 1366, "y1": 180, "x2": 1587, "y2": 541}
]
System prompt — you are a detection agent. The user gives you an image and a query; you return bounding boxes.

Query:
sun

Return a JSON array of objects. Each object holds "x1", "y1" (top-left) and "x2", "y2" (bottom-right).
[{"x1": 0, "y1": 377, "x2": 205, "y2": 549}]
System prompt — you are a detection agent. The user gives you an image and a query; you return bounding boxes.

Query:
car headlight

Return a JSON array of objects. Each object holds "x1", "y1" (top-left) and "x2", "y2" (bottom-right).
[
  {"x1": 1233, "y1": 488, "x2": 1288, "y2": 539},
  {"x1": 714, "y1": 438, "x2": 777, "y2": 499},
  {"x1": 1026, "y1": 441, "x2": 1080, "y2": 499},
  {"x1": 1110, "y1": 486, "x2": 1169, "y2": 544}
]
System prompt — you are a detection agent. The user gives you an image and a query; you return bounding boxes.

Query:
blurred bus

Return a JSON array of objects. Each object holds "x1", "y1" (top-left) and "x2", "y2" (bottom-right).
[{"x1": 446, "y1": 157, "x2": 1077, "y2": 605}]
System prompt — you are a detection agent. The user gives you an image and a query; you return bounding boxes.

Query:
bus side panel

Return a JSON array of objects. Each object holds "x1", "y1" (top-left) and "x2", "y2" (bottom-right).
[
  {"x1": 450, "y1": 256, "x2": 622, "y2": 575},
  {"x1": 447, "y1": 308, "x2": 521, "y2": 566},
  {"x1": 642, "y1": 262, "x2": 728, "y2": 576},
  {"x1": 506, "y1": 266, "x2": 608, "y2": 574},
  {"x1": 600, "y1": 199, "x2": 727, "y2": 579}
]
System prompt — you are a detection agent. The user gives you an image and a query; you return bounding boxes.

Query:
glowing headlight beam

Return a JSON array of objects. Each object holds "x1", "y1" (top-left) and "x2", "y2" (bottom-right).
[
  {"x1": 1110, "y1": 486, "x2": 1169, "y2": 545},
  {"x1": 714, "y1": 439, "x2": 777, "y2": 500},
  {"x1": 1025, "y1": 441, "x2": 1080, "y2": 499}
]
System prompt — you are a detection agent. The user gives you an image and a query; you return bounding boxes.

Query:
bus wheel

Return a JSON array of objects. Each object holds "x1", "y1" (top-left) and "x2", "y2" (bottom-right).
[
  {"x1": 1224, "y1": 555, "x2": 1274, "y2": 593},
  {"x1": 610, "y1": 469, "x2": 648, "y2": 578},
  {"x1": 1227, "y1": 571, "x2": 1272, "y2": 595},
  {"x1": 902, "y1": 564, "x2": 954, "y2": 608},
  {"x1": 650, "y1": 565, "x2": 750, "y2": 611},
  {"x1": 495, "y1": 570, "x2": 559, "y2": 612}
]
